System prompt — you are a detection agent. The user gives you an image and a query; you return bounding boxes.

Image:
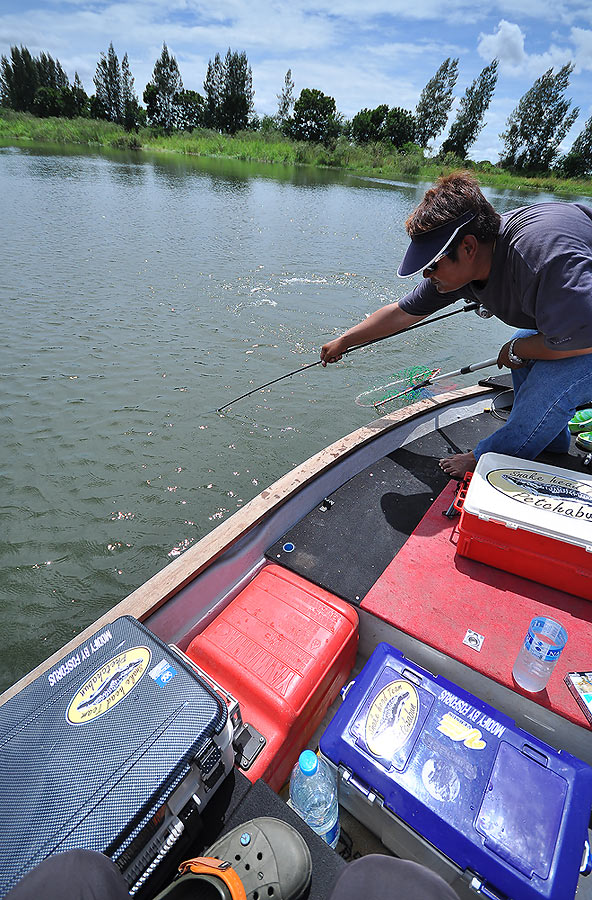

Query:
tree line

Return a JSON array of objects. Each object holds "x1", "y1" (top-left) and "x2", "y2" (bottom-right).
[{"x1": 1, "y1": 43, "x2": 590, "y2": 176}]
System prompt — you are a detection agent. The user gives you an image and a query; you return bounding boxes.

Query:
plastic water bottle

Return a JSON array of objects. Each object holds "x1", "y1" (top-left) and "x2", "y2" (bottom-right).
[
  {"x1": 512, "y1": 616, "x2": 568, "y2": 693},
  {"x1": 289, "y1": 750, "x2": 340, "y2": 848}
]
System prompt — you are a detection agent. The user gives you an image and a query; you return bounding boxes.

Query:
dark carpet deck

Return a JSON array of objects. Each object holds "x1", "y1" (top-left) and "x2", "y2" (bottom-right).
[{"x1": 266, "y1": 405, "x2": 587, "y2": 606}]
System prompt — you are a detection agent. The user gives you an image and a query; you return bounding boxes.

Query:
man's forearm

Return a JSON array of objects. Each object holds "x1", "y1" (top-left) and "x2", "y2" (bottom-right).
[
  {"x1": 337, "y1": 303, "x2": 426, "y2": 350},
  {"x1": 514, "y1": 332, "x2": 592, "y2": 360}
]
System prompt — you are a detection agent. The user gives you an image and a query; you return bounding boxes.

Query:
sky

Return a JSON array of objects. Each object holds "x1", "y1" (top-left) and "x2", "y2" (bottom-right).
[{"x1": 1, "y1": 0, "x2": 591, "y2": 161}]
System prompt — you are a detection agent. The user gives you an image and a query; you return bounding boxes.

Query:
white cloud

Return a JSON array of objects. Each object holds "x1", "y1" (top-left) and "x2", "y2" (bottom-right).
[
  {"x1": 570, "y1": 27, "x2": 592, "y2": 72},
  {"x1": 478, "y1": 18, "x2": 577, "y2": 81},
  {"x1": 477, "y1": 20, "x2": 526, "y2": 70}
]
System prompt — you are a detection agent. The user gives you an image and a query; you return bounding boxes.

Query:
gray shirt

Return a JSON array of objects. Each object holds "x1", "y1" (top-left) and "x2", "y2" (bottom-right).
[{"x1": 398, "y1": 202, "x2": 592, "y2": 350}]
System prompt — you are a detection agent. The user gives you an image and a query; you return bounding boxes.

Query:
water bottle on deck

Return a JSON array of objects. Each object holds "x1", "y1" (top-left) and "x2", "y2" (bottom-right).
[
  {"x1": 289, "y1": 750, "x2": 340, "y2": 848},
  {"x1": 512, "y1": 616, "x2": 568, "y2": 693}
]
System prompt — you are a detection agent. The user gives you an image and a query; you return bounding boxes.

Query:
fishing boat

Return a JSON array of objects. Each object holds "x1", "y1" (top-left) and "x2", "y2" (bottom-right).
[{"x1": 1, "y1": 375, "x2": 592, "y2": 900}]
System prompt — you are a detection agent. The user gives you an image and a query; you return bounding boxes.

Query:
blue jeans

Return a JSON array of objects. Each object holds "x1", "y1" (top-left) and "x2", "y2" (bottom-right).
[{"x1": 475, "y1": 329, "x2": 592, "y2": 461}]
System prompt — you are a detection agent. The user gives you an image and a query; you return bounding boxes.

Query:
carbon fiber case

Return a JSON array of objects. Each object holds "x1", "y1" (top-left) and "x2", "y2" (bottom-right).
[{"x1": 0, "y1": 616, "x2": 234, "y2": 897}]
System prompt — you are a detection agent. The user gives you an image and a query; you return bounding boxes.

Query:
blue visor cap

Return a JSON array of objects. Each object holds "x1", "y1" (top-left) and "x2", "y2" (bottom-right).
[{"x1": 397, "y1": 210, "x2": 476, "y2": 278}]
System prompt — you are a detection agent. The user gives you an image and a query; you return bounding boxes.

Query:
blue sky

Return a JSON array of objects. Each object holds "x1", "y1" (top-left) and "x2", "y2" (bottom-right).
[{"x1": 1, "y1": 0, "x2": 590, "y2": 161}]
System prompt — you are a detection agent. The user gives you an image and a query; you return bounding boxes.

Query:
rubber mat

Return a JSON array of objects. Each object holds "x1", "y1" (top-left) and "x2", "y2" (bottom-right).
[
  {"x1": 216, "y1": 777, "x2": 346, "y2": 900},
  {"x1": 266, "y1": 412, "x2": 502, "y2": 604}
]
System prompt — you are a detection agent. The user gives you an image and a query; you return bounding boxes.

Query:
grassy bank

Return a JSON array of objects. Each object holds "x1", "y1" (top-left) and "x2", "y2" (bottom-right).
[{"x1": 1, "y1": 108, "x2": 590, "y2": 197}]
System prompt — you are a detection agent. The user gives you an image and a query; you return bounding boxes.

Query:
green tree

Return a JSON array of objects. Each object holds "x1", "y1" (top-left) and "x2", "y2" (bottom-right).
[
  {"x1": 203, "y1": 49, "x2": 254, "y2": 133},
  {"x1": 94, "y1": 43, "x2": 122, "y2": 123},
  {"x1": 143, "y1": 43, "x2": 183, "y2": 132},
  {"x1": 175, "y1": 89, "x2": 205, "y2": 131},
  {"x1": 0, "y1": 46, "x2": 40, "y2": 111},
  {"x1": 351, "y1": 105, "x2": 388, "y2": 143},
  {"x1": 286, "y1": 88, "x2": 341, "y2": 145},
  {"x1": 89, "y1": 93, "x2": 107, "y2": 120},
  {"x1": 414, "y1": 57, "x2": 459, "y2": 147},
  {"x1": 219, "y1": 49, "x2": 254, "y2": 133},
  {"x1": 276, "y1": 69, "x2": 295, "y2": 125},
  {"x1": 441, "y1": 60, "x2": 498, "y2": 159},
  {"x1": 32, "y1": 85, "x2": 63, "y2": 117},
  {"x1": 500, "y1": 63, "x2": 579, "y2": 171},
  {"x1": 559, "y1": 115, "x2": 592, "y2": 177},
  {"x1": 0, "y1": 45, "x2": 79, "y2": 114},
  {"x1": 121, "y1": 53, "x2": 141, "y2": 131},
  {"x1": 203, "y1": 53, "x2": 224, "y2": 130},
  {"x1": 69, "y1": 73, "x2": 90, "y2": 117},
  {"x1": 351, "y1": 105, "x2": 415, "y2": 147},
  {"x1": 383, "y1": 107, "x2": 416, "y2": 147},
  {"x1": 37, "y1": 52, "x2": 68, "y2": 91}
]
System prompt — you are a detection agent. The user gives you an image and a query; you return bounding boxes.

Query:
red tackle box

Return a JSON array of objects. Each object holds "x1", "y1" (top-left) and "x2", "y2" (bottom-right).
[
  {"x1": 456, "y1": 452, "x2": 592, "y2": 600},
  {"x1": 186, "y1": 563, "x2": 358, "y2": 791}
]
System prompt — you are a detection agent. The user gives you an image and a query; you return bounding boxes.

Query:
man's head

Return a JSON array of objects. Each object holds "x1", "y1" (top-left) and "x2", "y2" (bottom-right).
[{"x1": 398, "y1": 172, "x2": 500, "y2": 282}]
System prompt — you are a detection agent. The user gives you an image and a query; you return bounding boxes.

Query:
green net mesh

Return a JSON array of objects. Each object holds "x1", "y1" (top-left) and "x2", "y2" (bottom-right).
[{"x1": 355, "y1": 365, "x2": 437, "y2": 411}]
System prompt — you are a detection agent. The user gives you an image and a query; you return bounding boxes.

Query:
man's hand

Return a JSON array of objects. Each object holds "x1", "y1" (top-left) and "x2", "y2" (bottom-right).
[
  {"x1": 498, "y1": 340, "x2": 528, "y2": 370},
  {"x1": 320, "y1": 338, "x2": 346, "y2": 366}
]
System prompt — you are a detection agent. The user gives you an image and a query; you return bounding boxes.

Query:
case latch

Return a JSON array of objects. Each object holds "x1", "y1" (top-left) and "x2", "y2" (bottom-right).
[
  {"x1": 340, "y1": 766, "x2": 384, "y2": 809},
  {"x1": 461, "y1": 870, "x2": 506, "y2": 899}
]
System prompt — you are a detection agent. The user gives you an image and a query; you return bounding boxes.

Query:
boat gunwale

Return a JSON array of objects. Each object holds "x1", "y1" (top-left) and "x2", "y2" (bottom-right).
[{"x1": 0, "y1": 384, "x2": 491, "y2": 706}]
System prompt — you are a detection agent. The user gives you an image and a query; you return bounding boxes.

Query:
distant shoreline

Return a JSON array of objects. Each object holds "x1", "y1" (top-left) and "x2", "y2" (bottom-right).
[{"x1": 1, "y1": 108, "x2": 590, "y2": 199}]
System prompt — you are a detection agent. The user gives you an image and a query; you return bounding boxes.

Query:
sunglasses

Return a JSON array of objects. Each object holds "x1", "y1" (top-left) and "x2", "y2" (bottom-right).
[{"x1": 424, "y1": 248, "x2": 451, "y2": 274}]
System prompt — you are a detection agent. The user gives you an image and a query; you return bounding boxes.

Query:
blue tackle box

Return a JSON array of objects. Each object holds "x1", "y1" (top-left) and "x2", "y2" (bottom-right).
[{"x1": 319, "y1": 643, "x2": 592, "y2": 900}]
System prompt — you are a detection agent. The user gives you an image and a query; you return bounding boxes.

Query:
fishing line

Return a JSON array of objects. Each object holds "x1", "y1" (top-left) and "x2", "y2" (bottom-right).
[{"x1": 215, "y1": 302, "x2": 479, "y2": 413}]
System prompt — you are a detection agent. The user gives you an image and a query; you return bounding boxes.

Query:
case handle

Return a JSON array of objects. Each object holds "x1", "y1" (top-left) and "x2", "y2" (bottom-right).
[{"x1": 453, "y1": 472, "x2": 473, "y2": 512}]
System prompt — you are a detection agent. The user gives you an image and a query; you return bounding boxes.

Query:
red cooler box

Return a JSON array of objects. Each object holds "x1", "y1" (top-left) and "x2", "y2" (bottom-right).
[
  {"x1": 187, "y1": 563, "x2": 358, "y2": 791},
  {"x1": 456, "y1": 452, "x2": 592, "y2": 599}
]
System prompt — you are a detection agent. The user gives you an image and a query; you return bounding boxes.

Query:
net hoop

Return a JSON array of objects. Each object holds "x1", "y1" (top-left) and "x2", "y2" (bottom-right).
[{"x1": 355, "y1": 366, "x2": 440, "y2": 408}]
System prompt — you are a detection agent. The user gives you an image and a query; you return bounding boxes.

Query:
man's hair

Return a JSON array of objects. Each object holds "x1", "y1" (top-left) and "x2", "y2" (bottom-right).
[{"x1": 405, "y1": 172, "x2": 500, "y2": 255}]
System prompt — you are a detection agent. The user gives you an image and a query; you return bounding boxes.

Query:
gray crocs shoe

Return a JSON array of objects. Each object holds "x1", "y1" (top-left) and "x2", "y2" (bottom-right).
[{"x1": 206, "y1": 817, "x2": 312, "y2": 900}]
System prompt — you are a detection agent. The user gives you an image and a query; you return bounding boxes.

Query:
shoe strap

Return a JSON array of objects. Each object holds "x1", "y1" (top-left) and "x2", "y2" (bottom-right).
[{"x1": 177, "y1": 857, "x2": 247, "y2": 900}]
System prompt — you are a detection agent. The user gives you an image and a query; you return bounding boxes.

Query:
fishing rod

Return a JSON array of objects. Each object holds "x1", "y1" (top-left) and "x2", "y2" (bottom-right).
[
  {"x1": 215, "y1": 301, "x2": 480, "y2": 413},
  {"x1": 373, "y1": 357, "x2": 499, "y2": 409}
]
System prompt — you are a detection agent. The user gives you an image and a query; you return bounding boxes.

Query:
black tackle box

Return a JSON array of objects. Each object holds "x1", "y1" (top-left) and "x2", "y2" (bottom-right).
[{"x1": 0, "y1": 616, "x2": 235, "y2": 897}]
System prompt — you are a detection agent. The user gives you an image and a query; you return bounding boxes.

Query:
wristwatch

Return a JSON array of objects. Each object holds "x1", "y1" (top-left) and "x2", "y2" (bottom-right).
[{"x1": 508, "y1": 338, "x2": 528, "y2": 366}]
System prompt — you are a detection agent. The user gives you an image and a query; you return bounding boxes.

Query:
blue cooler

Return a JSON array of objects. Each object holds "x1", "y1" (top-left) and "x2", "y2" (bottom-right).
[{"x1": 319, "y1": 643, "x2": 592, "y2": 900}]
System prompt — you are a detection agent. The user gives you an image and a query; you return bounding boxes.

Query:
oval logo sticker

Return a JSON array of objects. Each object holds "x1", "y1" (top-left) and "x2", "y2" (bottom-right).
[
  {"x1": 486, "y1": 468, "x2": 592, "y2": 521},
  {"x1": 365, "y1": 679, "x2": 419, "y2": 758},
  {"x1": 66, "y1": 647, "x2": 151, "y2": 724}
]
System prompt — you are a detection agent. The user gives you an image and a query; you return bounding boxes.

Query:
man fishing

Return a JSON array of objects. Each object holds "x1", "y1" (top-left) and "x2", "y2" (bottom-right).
[{"x1": 320, "y1": 172, "x2": 592, "y2": 478}]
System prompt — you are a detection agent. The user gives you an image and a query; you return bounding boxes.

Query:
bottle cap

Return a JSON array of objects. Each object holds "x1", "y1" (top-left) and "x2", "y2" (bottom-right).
[{"x1": 299, "y1": 750, "x2": 318, "y2": 776}]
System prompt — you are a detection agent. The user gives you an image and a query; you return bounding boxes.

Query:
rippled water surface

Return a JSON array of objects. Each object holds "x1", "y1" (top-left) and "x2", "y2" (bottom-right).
[{"x1": 2, "y1": 144, "x2": 587, "y2": 690}]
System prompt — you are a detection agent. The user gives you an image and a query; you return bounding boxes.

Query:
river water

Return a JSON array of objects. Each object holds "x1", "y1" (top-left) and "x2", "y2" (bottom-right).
[{"x1": 1, "y1": 143, "x2": 589, "y2": 691}]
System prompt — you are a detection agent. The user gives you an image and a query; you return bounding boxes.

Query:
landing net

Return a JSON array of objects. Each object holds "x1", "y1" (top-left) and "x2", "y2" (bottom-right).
[{"x1": 355, "y1": 365, "x2": 441, "y2": 413}]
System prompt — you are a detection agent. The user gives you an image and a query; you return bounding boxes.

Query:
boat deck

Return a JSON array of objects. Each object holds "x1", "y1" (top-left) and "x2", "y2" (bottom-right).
[
  {"x1": 267, "y1": 404, "x2": 587, "y2": 604},
  {"x1": 3, "y1": 386, "x2": 592, "y2": 900},
  {"x1": 265, "y1": 406, "x2": 592, "y2": 753}
]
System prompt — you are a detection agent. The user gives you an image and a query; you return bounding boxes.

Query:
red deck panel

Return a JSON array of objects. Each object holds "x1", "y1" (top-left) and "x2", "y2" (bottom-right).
[{"x1": 361, "y1": 481, "x2": 592, "y2": 729}]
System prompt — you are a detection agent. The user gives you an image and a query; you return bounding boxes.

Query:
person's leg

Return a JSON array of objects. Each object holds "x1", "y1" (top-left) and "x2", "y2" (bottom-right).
[
  {"x1": 474, "y1": 352, "x2": 592, "y2": 460},
  {"x1": 5, "y1": 850, "x2": 129, "y2": 900},
  {"x1": 329, "y1": 855, "x2": 459, "y2": 900},
  {"x1": 506, "y1": 355, "x2": 570, "y2": 454},
  {"x1": 440, "y1": 332, "x2": 592, "y2": 478}
]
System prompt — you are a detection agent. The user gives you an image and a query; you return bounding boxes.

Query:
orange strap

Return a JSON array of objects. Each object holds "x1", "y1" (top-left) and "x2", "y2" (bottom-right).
[{"x1": 177, "y1": 857, "x2": 247, "y2": 900}]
